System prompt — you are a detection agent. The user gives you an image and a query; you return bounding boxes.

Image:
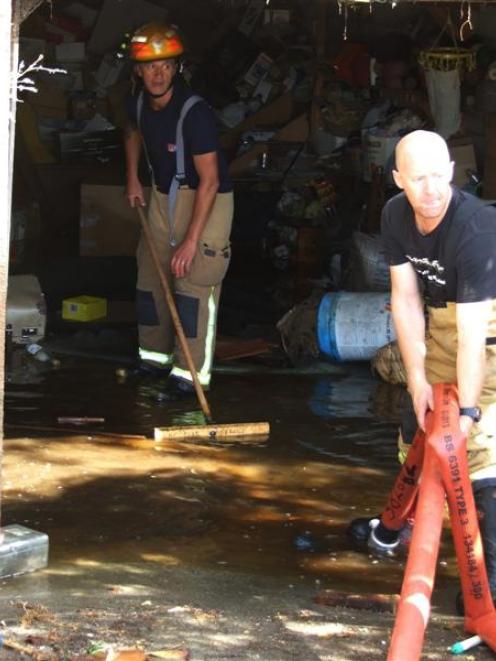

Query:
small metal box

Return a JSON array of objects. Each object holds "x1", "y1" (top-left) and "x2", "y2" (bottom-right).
[
  {"x1": 0, "y1": 524, "x2": 49, "y2": 579},
  {"x1": 6, "y1": 275, "x2": 46, "y2": 345}
]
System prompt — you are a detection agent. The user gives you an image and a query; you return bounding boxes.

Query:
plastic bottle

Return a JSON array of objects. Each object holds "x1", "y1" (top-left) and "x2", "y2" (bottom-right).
[{"x1": 26, "y1": 343, "x2": 50, "y2": 362}]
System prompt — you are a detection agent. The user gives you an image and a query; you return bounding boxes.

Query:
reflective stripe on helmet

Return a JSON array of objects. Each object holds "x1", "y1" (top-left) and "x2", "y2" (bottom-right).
[{"x1": 130, "y1": 22, "x2": 184, "y2": 62}]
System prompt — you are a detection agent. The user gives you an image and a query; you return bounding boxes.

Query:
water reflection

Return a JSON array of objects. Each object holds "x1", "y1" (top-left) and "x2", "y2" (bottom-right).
[
  {"x1": 309, "y1": 373, "x2": 409, "y2": 422},
  {"x1": 2, "y1": 358, "x2": 455, "y2": 600}
]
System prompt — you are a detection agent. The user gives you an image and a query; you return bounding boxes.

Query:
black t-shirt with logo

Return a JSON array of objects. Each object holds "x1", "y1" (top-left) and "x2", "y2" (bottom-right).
[
  {"x1": 381, "y1": 187, "x2": 496, "y2": 307},
  {"x1": 126, "y1": 78, "x2": 232, "y2": 194}
]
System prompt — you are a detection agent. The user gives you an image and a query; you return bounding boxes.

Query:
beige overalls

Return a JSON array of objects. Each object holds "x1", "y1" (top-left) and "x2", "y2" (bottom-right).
[
  {"x1": 399, "y1": 302, "x2": 496, "y2": 479},
  {"x1": 137, "y1": 186, "x2": 233, "y2": 387}
]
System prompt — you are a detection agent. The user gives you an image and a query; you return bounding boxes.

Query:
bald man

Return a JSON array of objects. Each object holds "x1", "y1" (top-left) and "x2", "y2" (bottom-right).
[{"x1": 350, "y1": 130, "x2": 496, "y2": 609}]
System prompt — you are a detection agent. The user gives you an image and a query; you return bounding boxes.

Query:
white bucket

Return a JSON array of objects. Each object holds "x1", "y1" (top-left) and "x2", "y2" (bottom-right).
[{"x1": 317, "y1": 291, "x2": 396, "y2": 361}]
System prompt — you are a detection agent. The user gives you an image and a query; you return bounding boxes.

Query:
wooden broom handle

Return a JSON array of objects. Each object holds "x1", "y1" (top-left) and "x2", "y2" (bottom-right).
[{"x1": 136, "y1": 206, "x2": 213, "y2": 422}]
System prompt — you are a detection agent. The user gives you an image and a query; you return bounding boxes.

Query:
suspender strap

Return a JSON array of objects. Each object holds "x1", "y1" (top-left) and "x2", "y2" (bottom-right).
[
  {"x1": 136, "y1": 91, "x2": 152, "y2": 179},
  {"x1": 135, "y1": 90, "x2": 204, "y2": 233},
  {"x1": 168, "y1": 94, "x2": 202, "y2": 221}
]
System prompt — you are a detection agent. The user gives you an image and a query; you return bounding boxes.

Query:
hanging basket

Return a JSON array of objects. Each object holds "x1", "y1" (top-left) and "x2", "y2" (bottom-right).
[{"x1": 419, "y1": 47, "x2": 476, "y2": 73}]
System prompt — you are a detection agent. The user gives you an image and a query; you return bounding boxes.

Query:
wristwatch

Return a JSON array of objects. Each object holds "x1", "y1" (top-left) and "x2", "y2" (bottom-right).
[{"x1": 459, "y1": 407, "x2": 482, "y2": 423}]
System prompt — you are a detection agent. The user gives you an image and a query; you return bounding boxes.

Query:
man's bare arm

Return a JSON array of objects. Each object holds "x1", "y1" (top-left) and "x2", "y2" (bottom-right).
[{"x1": 391, "y1": 262, "x2": 432, "y2": 429}]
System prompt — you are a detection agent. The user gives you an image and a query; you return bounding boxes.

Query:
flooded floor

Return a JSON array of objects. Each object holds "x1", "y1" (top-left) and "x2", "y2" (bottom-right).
[
  {"x1": 3, "y1": 354, "x2": 459, "y2": 593},
  {"x1": 0, "y1": 350, "x2": 485, "y2": 658}
]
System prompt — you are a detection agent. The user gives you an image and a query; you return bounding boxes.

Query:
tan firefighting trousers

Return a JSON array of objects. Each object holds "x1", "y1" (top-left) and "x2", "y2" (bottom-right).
[
  {"x1": 136, "y1": 186, "x2": 233, "y2": 386},
  {"x1": 398, "y1": 302, "x2": 496, "y2": 479}
]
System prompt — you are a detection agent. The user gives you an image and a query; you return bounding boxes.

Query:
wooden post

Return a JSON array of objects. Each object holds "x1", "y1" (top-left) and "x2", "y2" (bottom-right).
[
  {"x1": 309, "y1": 0, "x2": 328, "y2": 138},
  {"x1": 0, "y1": 2, "x2": 18, "y2": 525},
  {"x1": 483, "y1": 114, "x2": 496, "y2": 199}
]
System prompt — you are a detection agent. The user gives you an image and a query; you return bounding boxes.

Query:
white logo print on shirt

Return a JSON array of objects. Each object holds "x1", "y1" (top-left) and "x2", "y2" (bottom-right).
[{"x1": 406, "y1": 255, "x2": 446, "y2": 286}]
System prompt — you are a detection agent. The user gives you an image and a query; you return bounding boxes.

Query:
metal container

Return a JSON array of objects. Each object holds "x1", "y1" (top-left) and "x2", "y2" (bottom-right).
[
  {"x1": 6, "y1": 275, "x2": 46, "y2": 344},
  {"x1": 0, "y1": 524, "x2": 49, "y2": 579}
]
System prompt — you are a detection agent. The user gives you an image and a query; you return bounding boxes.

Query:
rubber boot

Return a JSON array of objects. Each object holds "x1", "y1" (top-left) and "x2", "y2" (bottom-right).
[
  {"x1": 347, "y1": 516, "x2": 412, "y2": 557},
  {"x1": 456, "y1": 483, "x2": 496, "y2": 615},
  {"x1": 474, "y1": 485, "x2": 496, "y2": 600}
]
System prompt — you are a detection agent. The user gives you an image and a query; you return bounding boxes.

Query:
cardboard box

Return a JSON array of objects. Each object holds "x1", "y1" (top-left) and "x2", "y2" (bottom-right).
[
  {"x1": 56, "y1": 41, "x2": 86, "y2": 62},
  {"x1": 25, "y1": 79, "x2": 68, "y2": 118},
  {"x1": 449, "y1": 139, "x2": 477, "y2": 188},
  {"x1": 62, "y1": 295, "x2": 107, "y2": 321},
  {"x1": 80, "y1": 183, "x2": 149, "y2": 257}
]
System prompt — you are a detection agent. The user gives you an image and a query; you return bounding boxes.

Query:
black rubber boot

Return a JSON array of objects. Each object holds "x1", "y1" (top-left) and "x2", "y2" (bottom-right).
[
  {"x1": 130, "y1": 360, "x2": 172, "y2": 379},
  {"x1": 155, "y1": 375, "x2": 196, "y2": 402},
  {"x1": 347, "y1": 515, "x2": 405, "y2": 556},
  {"x1": 348, "y1": 516, "x2": 380, "y2": 546},
  {"x1": 475, "y1": 485, "x2": 496, "y2": 597},
  {"x1": 456, "y1": 483, "x2": 496, "y2": 615}
]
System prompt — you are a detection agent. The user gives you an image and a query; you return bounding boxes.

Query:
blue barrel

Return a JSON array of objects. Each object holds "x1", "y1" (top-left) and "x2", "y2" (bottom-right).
[{"x1": 317, "y1": 292, "x2": 396, "y2": 361}]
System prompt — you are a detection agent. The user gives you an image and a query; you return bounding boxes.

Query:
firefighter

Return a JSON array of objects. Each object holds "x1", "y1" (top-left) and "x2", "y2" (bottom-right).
[
  {"x1": 349, "y1": 130, "x2": 496, "y2": 608},
  {"x1": 124, "y1": 22, "x2": 233, "y2": 399}
]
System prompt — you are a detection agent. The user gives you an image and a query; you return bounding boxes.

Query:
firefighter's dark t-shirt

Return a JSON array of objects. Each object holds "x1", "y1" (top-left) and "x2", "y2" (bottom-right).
[
  {"x1": 126, "y1": 79, "x2": 232, "y2": 194},
  {"x1": 381, "y1": 187, "x2": 496, "y2": 307}
]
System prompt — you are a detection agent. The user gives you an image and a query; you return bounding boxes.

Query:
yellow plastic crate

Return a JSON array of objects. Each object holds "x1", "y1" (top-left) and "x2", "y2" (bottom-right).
[{"x1": 62, "y1": 295, "x2": 107, "y2": 322}]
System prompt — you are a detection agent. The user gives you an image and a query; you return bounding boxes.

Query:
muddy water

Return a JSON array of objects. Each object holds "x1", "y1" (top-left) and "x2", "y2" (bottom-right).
[{"x1": 2, "y1": 358, "x2": 458, "y2": 604}]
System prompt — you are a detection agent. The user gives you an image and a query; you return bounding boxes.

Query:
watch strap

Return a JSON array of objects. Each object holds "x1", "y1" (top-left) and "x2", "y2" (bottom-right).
[{"x1": 459, "y1": 407, "x2": 482, "y2": 422}]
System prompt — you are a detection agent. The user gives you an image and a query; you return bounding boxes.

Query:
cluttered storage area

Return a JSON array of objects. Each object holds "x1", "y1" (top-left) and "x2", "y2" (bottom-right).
[
  {"x1": 4, "y1": 1, "x2": 496, "y2": 657},
  {"x1": 8, "y1": 0, "x2": 496, "y2": 386}
]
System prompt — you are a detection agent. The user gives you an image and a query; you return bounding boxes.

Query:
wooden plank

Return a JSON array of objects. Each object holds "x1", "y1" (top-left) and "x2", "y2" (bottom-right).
[
  {"x1": 215, "y1": 337, "x2": 271, "y2": 361},
  {"x1": 154, "y1": 422, "x2": 270, "y2": 443},
  {"x1": 5, "y1": 422, "x2": 149, "y2": 440}
]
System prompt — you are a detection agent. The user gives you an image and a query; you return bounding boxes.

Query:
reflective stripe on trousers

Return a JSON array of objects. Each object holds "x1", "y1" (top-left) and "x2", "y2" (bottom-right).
[
  {"x1": 139, "y1": 348, "x2": 174, "y2": 366},
  {"x1": 170, "y1": 287, "x2": 217, "y2": 386}
]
